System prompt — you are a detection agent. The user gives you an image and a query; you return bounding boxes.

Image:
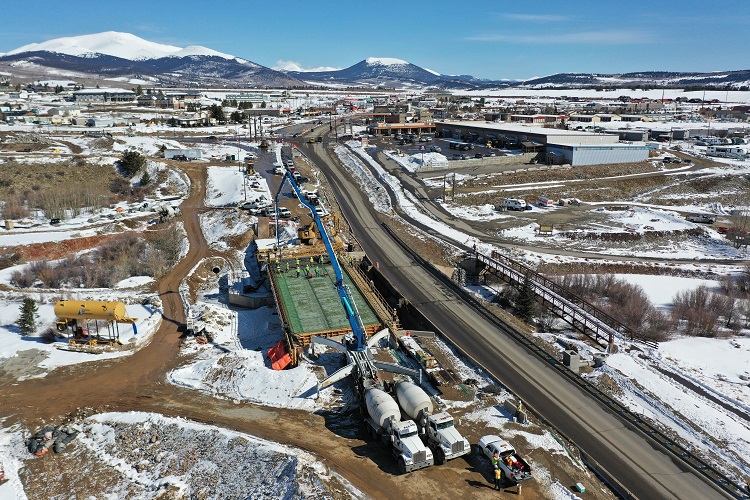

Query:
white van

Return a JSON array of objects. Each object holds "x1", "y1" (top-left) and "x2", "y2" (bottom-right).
[
  {"x1": 538, "y1": 197, "x2": 554, "y2": 207},
  {"x1": 502, "y1": 198, "x2": 527, "y2": 211}
]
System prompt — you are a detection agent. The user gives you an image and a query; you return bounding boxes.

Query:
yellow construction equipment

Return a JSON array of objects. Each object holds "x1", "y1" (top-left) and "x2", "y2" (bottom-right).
[
  {"x1": 298, "y1": 221, "x2": 318, "y2": 245},
  {"x1": 54, "y1": 300, "x2": 137, "y2": 349}
]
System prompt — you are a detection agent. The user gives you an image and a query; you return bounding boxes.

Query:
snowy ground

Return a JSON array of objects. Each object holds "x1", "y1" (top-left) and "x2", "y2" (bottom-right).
[
  {"x1": 168, "y1": 299, "x2": 325, "y2": 410},
  {"x1": 2, "y1": 116, "x2": 750, "y2": 496},
  {"x1": 332, "y1": 138, "x2": 750, "y2": 485},
  {"x1": 0, "y1": 292, "x2": 161, "y2": 378},
  {"x1": 0, "y1": 412, "x2": 362, "y2": 499}
]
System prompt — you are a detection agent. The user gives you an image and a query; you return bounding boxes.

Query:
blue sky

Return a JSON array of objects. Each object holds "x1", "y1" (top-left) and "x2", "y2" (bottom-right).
[{"x1": 2, "y1": 0, "x2": 749, "y2": 80}]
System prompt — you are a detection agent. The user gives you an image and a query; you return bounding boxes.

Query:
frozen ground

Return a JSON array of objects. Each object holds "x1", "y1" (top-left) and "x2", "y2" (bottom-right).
[
  {"x1": 0, "y1": 293, "x2": 161, "y2": 379},
  {"x1": 0, "y1": 412, "x2": 362, "y2": 500},
  {"x1": 168, "y1": 299, "x2": 326, "y2": 410}
]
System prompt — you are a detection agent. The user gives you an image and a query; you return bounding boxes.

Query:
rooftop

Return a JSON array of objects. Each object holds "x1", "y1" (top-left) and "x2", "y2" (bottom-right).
[{"x1": 436, "y1": 121, "x2": 607, "y2": 136}]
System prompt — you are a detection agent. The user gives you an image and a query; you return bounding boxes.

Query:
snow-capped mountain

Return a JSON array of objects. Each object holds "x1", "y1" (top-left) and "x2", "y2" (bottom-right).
[
  {"x1": 0, "y1": 32, "x2": 305, "y2": 88},
  {"x1": 519, "y1": 70, "x2": 750, "y2": 89},
  {"x1": 287, "y1": 57, "x2": 504, "y2": 90},
  {"x1": 5, "y1": 31, "x2": 240, "y2": 61},
  {"x1": 2, "y1": 32, "x2": 749, "y2": 91}
]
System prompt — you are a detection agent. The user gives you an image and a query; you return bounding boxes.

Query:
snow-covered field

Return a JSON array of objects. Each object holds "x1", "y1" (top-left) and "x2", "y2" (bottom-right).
[
  {"x1": 168, "y1": 302, "x2": 323, "y2": 410},
  {"x1": 2, "y1": 117, "x2": 750, "y2": 497},
  {"x1": 0, "y1": 294, "x2": 161, "y2": 377},
  {"x1": 0, "y1": 412, "x2": 362, "y2": 499}
]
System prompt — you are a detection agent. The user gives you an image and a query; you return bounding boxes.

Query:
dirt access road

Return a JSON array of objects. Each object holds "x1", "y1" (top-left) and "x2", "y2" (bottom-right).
[{"x1": 1, "y1": 163, "x2": 520, "y2": 499}]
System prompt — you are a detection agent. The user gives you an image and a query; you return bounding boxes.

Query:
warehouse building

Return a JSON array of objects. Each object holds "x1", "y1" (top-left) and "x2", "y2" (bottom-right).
[{"x1": 434, "y1": 121, "x2": 649, "y2": 166}]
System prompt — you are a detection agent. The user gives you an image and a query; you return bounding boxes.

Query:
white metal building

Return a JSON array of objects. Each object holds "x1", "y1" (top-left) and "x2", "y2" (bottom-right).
[
  {"x1": 435, "y1": 121, "x2": 649, "y2": 166},
  {"x1": 546, "y1": 142, "x2": 649, "y2": 166},
  {"x1": 165, "y1": 148, "x2": 203, "y2": 160}
]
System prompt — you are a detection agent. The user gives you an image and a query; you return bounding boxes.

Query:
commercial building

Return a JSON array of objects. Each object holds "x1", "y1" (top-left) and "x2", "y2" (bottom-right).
[
  {"x1": 435, "y1": 121, "x2": 649, "y2": 166},
  {"x1": 72, "y1": 88, "x2": 135, "y2": 103}
]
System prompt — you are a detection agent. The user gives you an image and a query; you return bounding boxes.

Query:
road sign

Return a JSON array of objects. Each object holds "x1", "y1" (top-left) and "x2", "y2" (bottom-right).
[{"x1": 419, "y1": 145, "x2": 426, "y2": 151}]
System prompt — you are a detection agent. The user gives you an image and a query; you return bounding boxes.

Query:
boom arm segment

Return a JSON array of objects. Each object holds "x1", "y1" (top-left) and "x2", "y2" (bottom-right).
[{"x1": 275, "y1": 171, "x2": 367, "y2": 351}]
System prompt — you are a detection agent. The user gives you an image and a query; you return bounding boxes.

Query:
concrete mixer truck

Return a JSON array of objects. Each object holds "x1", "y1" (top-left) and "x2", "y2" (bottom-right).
[
  {"x1": 364, "y1": 387, "x2": 434, "y2": 474},
  {"x1": 395, "y1": 380, "x2": 470, "y2": 464}
]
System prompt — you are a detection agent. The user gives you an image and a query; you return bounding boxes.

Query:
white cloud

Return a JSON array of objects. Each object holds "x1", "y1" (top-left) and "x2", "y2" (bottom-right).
[
  {"x1": 465, "y1": 30, "x2": 654, "y2": 44},
  {"x1": 504, "y1": 13, "x2": 569, "y2": 22},
  {"x1": 273, "y1": 60, "x2": 341, "y2": 72}
]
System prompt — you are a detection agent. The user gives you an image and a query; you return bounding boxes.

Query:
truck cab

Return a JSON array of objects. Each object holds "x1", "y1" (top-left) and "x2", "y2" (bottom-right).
[
  {"x1": 390, "y1": 420, "x2": 433, "y2": 473},
  {"x1": 425, "y1": 412, "x2": 470, "y2": 463}
]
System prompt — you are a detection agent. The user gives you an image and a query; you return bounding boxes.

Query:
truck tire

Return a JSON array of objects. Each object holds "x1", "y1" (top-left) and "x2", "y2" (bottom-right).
[
  {"x1": 435, "y1": 447, "x2": 446, "y2": 465},
  {"x1": 397, "y1": 457, "x2": 407, "y2": 474}
]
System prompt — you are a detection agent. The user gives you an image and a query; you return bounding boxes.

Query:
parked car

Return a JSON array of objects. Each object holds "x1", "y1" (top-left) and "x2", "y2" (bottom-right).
[
  {"x1": 278, "y1": 207, "x2": 292, "y2": 219},
  {"x1": 430, "y1": 146, "x2": 442, "y2": 153},
  {"x1": 475, "y1": 153, "x2": 483, "y2": 159},
  {"x1": 485, "y1": 151, "x2": 496, "y2": 157},
  {"x1": 686, "y1": 214, "x2": 715, "y2": 224}
]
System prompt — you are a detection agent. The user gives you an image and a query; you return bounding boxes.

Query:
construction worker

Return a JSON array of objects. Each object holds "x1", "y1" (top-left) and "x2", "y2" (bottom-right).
[
  {"x1": 296, "y1": 266, "x2": 301, "y2": 278},
  {"x1": 494, "y1": 467, "x2": 502, "y2": 490},
  {"x1": 491, "y1": 451, "x2": 500, "y2": 469},
  {"x1": 276, "y1": 262, "x2": 281, "y2": 274},
  {"x1": 314, "y1": 266, "x2": 320, "y2": 277},
  {"x1": 295, "y1": 258, "x2": 300, "y2": 267},
  {"x1": 309, "y1": 256, "x2": 315, "y2": 264},
  {"x1": 305, "y1": 264, "x2": 310, "y2": 277},
  {"x1": 285, "y1": 261, "x2": 290, "y2": 272}
]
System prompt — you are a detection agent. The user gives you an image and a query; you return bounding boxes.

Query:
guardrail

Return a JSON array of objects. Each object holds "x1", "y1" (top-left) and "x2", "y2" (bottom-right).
[
  {"x1": 382, "y1": 222, "x2": 747, "y2": 500},
  {"x1": 481, "y1": 250, "x2": 658, "y2": 348}
]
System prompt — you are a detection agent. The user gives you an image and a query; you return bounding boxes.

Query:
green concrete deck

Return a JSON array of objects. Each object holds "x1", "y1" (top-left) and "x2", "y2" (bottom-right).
[{"x1": 274, "y1": 262, "x2": 380, "y2": 336}]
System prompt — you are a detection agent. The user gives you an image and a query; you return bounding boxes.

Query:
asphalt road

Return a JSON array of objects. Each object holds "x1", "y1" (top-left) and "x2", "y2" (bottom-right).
[{"x1": 294, "y1": 134, "x2": 731, "y2": 500}]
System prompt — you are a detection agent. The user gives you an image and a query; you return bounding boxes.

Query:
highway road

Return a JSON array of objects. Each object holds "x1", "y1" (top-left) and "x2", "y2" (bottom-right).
[{"x1": 294, "y1": 131, "x2": 732, "y2": 499}]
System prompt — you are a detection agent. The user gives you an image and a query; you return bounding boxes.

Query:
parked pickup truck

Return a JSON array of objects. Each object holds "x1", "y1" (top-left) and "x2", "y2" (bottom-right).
[
  {"x1": 686, "y1": 213, "x2": 716, "y2": 224},
  {"x1": 478, "y1": 435, "x2": 533, "y2": 484}
]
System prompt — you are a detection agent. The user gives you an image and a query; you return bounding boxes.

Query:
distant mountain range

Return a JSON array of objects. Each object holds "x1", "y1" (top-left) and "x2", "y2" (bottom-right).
[
  {"x1": 286, "y1": 57, "x2": 500, "y2": 90},
  {"x1": 1, "y1": 32, "x2": 748, "y2": 91}
]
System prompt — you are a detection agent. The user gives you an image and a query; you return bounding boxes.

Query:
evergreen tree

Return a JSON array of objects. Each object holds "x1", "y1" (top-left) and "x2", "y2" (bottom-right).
[
  {"x1": 17, "y1": 296, "x2": 39, "y2": 335},
  {"x1": 135, "y1": 85, "x2": 143, "y2": 96},
  {"x1": 516, "y1": 272, "x2": 536, "y2": 322},
  {"x1": 118, "y1": 151, "x2": 146, "y2": 178},
  {"x1": 209, "y1": 104, "x2": 225, "y2": 121},
  {"x1": 140, "y1": 170, "x2": 151, "y2": 187}
]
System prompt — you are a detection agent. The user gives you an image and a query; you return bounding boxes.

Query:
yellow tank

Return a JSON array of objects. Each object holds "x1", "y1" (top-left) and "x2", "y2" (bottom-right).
[{"x1": 54, "y1": 300, "x2": 136, "y2": 323}]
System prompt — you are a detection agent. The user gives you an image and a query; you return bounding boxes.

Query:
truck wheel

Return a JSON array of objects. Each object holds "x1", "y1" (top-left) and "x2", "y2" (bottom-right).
[
  {"x1": 435, "y1": 448, "x2": 446, "y2": 465},
  {"x1": 397, "y1": 457, "x2": 407, "y2": 475}
]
